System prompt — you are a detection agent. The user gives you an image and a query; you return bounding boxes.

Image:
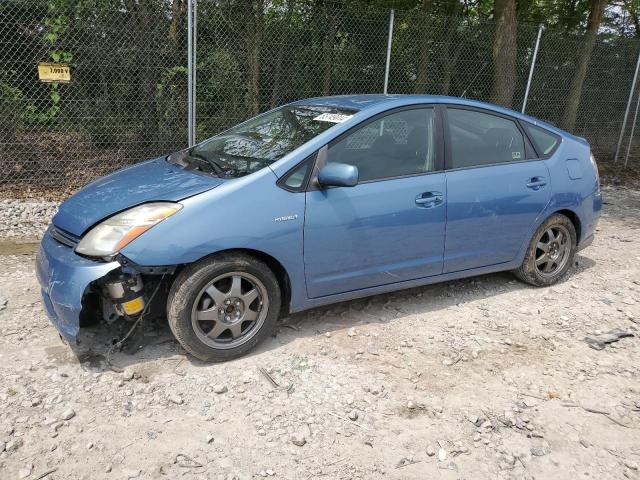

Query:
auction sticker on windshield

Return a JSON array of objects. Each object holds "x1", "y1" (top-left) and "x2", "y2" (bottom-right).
[{"x1": 313, "y1": 113, "x2": 353, "y2": 123}]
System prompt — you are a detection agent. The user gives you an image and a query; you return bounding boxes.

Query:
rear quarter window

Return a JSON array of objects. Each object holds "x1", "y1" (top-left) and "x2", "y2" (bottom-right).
[{"x1": 524, "y1": 124, "x2": 560, "y2": 157}]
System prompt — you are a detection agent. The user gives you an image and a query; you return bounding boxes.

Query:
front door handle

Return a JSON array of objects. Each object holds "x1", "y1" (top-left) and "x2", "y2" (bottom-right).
[
  {"x1": 526, "y1": 177, "x2": 547, "y2": 190},
  {"x1": 415, "y1": 191, "x2": 443, "y2": 208}
]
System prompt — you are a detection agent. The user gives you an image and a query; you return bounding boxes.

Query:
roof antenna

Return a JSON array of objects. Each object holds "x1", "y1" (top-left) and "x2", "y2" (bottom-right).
[{"x1": 461, "y1": 62, "x2": 488, "y2": 98}]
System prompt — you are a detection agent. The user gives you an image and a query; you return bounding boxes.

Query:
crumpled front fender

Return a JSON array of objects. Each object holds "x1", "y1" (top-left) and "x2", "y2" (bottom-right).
[{"x1": 36, "y1": 233, "x2": 119, "y2": 341}]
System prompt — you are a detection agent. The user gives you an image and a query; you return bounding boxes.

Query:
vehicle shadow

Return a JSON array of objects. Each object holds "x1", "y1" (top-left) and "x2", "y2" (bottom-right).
[{"x1": 68, "y1": 254, "x2": 596, "y2": 372}]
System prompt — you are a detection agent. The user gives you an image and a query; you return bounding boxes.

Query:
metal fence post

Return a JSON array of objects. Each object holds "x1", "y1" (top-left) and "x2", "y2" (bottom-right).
[
  {"x1": 187, "y1": 0, "x2": 196, "y2": 147},
  {"x1": 615, "y1": 49, "x2": 640, "y2": 163},
  {"x1": 193, "y1": 0, "x2": 197, "y2": 145},
  {"x1": 383, "y1": 9, "x2": 394, "y2": 95},
  {"x1": 521, "y1": 24, "x2": 543, "y2": 114},
  {"x1": 624, "y1": 82, "x2": 640, "y2": 166}
]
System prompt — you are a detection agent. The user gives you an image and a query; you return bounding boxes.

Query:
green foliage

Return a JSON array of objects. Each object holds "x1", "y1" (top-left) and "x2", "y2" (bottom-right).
[
  {"x1": 0, "y1": 81, "x2": 25, "y2": 143},
  {"x1": 1, "y1": 0, "x2": 639, "y2": 189}
]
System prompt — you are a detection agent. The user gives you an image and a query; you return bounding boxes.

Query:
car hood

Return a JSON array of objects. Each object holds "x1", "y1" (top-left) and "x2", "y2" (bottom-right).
[{"x1": 53, "y1": 158, "x2": 223, "y2": 236}]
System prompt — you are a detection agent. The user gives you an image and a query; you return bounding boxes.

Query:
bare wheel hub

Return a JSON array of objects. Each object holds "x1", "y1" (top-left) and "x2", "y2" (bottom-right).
[{"x1": 219, "y1": 297, "x2": 245, "y2": 322}]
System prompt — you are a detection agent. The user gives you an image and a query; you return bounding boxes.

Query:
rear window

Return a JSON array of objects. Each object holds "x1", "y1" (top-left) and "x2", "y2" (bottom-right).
[{"x1": 524, "y1": 124, "x2": 560, "y2": 156}]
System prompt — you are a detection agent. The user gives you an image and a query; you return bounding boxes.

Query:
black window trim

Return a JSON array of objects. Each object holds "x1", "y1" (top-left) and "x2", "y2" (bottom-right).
[
  {"x1": 442, "y1": 104, "x2": 539, "y2": 172},
  {"x1": 305, "y1": 103, "x2": 446, "y2": 190},
  {"x1": 518, "y1": 120, "x2": 563, "y2": 159}
]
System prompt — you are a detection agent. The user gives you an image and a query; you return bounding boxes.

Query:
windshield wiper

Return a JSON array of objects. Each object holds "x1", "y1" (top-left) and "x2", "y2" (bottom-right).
[{"x1": 187, "y1": 152, "x2": 227, "y2": 176}]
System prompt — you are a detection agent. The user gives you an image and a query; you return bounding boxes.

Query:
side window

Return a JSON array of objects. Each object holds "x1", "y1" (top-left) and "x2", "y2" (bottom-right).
[
  {"x1": 523, "y1": 123, "x2": 560, "y2": 157},
  {"x1": 447, "y1": 108, "x2": 525, "y2": 169},
  {"x1": 326, "y1": 108, "x2": 437, "y2": 182},
  {"x1": 279, "y1": 158, "x2": 313, "y2": 192}
]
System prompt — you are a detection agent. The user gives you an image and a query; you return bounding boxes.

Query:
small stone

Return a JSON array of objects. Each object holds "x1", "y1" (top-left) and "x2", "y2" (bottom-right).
[
  {"x1": 87, "y1": 442, "x2": 94, "y2": 450},
  {"x1": 438, "y1": 448, "x2": 447, "y2": 462},
  {"x1": 206, "y1": 434, "x2": 214, "y2": 444},
  {"x1": 266, "y1": 469, "x2": 275, "y2": 476},
  {"x1": 369, "y1": 385, "x2": 383, "y2": 395},
  {"x1": 169, "y1": 395, "x2": 183, "y2": 405},
  {"x1": 213, "y1": 384, "x2": 228, "y2": 394},
  {"x1": 122, "y1": 369, "x2": 134, "y2": 381},
  {"x1": 348, "y1": 410, "x2": 359, "y2": 421},
  {"x1": 407, "y1": 400, "x2": 417, "y2": 409},
  {"x1": 122, "y1": 468, "x2": 141, "y2": 479},
  {"x1": 5, "y1": 438, "x2": 23, "y2": 452},
  {"x1": 426, "y1": 445, "x2": 436, "y2": 456},
  {"x1": 625, "y1": 461, "x2": 639, "y2": 471},
  {"x1": 347, "y1": 328, "x2": 357, "y2": 337},
  {"x1": 18, "y1": 467, "x2": 32, "y2": 479},
  {"x1": 531, "y1": 446, "x2": 547, "y2": 457},
  {"x1": 291, "y1": 432, "x2": 306, "y2": 446},
  {"x1": 61, "y1": 408, "x2": 76, "y2": 420}
]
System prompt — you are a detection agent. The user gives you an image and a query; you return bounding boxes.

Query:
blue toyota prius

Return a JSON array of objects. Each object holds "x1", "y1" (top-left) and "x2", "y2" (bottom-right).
[{"x1": 37, "y1": 95, "x2": 602, "y2": 361}]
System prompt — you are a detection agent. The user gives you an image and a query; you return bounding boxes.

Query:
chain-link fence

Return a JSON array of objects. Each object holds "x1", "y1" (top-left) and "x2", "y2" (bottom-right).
[{"x1": 1, "y1": 0, "x2": 639, "y2": 194}]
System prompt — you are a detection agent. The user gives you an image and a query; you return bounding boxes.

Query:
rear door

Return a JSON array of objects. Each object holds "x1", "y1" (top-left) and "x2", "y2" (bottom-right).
[
  {"x1": 443, "y1": 107, "x2": 551, "y2": 273},
  {"x1": 303, "y1": 106, "x2": 446, "y2": 298}
]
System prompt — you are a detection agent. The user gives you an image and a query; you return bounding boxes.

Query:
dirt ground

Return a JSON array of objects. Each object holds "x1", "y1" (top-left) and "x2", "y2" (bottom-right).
[{"x1": 1, "y1": 186, "x2": 639, "y2": 480}]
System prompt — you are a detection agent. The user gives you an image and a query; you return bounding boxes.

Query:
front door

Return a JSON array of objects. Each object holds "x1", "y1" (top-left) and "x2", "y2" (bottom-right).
[
  {"x1": 443, "y1": 107, "x2": 551, "y2": 273},
  {"x1": 303, "y1": 107, "x2": 446, "y2": 298}
]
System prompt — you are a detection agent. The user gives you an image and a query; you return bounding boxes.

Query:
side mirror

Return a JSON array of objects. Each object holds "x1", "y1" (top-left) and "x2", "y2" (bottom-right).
[{"x1": 317, "y1": 163, "x2": 359, "y2": 188}]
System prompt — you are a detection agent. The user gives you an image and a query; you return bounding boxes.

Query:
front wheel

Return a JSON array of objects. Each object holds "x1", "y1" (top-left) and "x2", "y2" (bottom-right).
[
  {"x1": 167, "y1": 253, "x2": 281, "y2": 361},
  {"x1": 514, "y1": 213, "x2": 577, "y2": 287}
]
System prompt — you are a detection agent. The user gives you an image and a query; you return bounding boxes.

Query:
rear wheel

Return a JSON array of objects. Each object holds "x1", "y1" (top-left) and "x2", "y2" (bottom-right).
[
  {"x1": 167, "y1": 253, "x2": 281, "y2": 361},
  {"x1": 514, "y1": 213, "x2": 576, "y2": 287}
]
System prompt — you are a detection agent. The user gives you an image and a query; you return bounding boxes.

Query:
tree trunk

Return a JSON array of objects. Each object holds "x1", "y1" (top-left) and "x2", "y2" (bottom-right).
[
  {"x1": 413, "y1": 0, "x2": 432, "y2": 93},
  {"x1": 439, "y1": 0, "x2": 462, "y2": 95},
  {"x1": 270, "y1": 0, "x2": 295, "y2": 108},
  {"x1": 490, "y1": 0, "x2": 517, "y2": 108},
  {"x1": 561, "y1": 0, "x2": 606, "y2": 132},
  {"x1": 322, "y1": 6, "x2": 337, "y2": 95},
  {"x1": 133, "y1": 0, "x2": 159, "y2": 150},
  {"x1": 246, "y1": 0, "x2": 264, "y2": 116},
  {"x1": 169, "y1": 0, "x2": 182, "y2": 43}
]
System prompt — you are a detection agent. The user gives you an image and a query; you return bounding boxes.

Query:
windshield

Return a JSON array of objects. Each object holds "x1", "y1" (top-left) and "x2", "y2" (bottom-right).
[{"x1": 168, "y1": 104, "x2": 357, "y2": 178}]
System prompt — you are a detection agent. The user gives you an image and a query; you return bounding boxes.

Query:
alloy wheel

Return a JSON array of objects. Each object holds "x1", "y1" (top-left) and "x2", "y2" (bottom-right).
[
  {"x1": 534, "y1": 225, "x2": 571, "y2": 278},
  {"x1": 191, "y1": 272, "x2": 268, "y2": 349}
]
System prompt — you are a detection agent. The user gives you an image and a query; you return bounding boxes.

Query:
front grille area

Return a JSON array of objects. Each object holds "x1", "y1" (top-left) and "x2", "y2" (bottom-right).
[{"x1": 49, "y1": 225, "x2": 80, "y2": 248}]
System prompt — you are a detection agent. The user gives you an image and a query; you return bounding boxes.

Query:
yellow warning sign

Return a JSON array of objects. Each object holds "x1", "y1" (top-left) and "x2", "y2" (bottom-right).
[{"x1": 37, "y1": 63, "x2": 71, "y2": 83}]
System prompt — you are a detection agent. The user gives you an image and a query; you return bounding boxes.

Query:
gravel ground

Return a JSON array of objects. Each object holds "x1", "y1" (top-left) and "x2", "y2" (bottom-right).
[
  {"x1": 0, "y1": 186, "x2": 639, "y2": 480},
  {"x1": 0, "y1": 199, "x2": 58, "y2": 239}
]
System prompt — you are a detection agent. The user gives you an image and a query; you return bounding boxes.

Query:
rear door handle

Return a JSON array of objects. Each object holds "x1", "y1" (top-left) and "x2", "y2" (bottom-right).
[
  {"x1": 526, "y1": 177, "x2": 547, "y2": 190},
  {"x1": 415, "y1": 191, "x2": 443, "y2": 208}
]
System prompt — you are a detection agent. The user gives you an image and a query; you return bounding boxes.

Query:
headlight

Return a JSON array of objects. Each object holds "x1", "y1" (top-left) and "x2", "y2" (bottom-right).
[{"x1": 76, "y1": 202, "x2": 182, "y2": 258}]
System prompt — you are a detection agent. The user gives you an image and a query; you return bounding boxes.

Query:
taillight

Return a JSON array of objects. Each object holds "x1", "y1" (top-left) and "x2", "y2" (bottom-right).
[{"x1": 590, "y1": 153, "x2": 600, "y2": 193}]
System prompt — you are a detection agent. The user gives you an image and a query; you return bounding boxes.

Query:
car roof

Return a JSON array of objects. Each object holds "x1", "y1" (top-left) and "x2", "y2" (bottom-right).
[{"x1": 291, "y1": 94, "x2": 573, "y2": 139}]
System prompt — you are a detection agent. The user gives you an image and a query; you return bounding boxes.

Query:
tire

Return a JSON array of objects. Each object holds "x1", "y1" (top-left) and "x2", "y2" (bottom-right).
[
  {"x1": 514, "y1": 213, "x2": 577, "y2": 287},
  {"x1": 167, "y1": 253, "x2": 281, "y2": 362}
]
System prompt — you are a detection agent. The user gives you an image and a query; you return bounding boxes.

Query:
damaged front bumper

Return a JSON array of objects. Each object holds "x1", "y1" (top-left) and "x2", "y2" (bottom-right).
[{"x1": 36, "y1": 231, "x2": 120, "y2": 341}]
